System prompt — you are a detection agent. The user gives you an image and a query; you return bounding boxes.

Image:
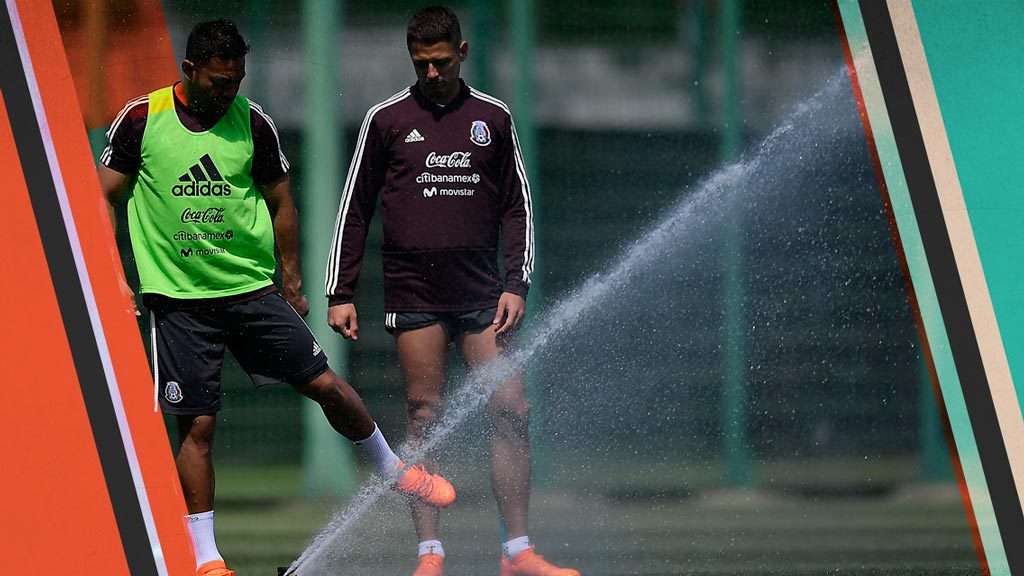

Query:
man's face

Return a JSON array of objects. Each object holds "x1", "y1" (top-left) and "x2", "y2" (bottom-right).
[
  {"x1": 409, "y1": 40, "x2": 467, "y2": 105},
  {"x1": 182, "y1": 56, "x2": 246, "y2": 117}
]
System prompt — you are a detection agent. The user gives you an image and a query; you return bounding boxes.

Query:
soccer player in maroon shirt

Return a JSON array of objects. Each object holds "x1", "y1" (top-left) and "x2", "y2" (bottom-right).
[{"x1": 326, "y1": 6, "x2": 578, "y2": 576}]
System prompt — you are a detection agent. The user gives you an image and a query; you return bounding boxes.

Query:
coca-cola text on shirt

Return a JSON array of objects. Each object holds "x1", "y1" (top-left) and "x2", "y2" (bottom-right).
[
  {"x1": 180, "y1": 206, "x2": 226, "y2": 224},
  {"x1": 425, "y1": 151, "x2": 472, "y2": 168}
]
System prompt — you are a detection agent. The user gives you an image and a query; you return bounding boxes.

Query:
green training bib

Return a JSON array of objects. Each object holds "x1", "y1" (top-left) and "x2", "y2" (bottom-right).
[{"x1": 128, "y1": 86, "x2": 276, "y2": 298}]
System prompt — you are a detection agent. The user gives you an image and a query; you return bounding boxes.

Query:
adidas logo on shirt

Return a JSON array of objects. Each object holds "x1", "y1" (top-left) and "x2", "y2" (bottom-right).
[
  {"x1": 312, "y1": 341, "x2": 322, "y2": 357},
  {"x1": 405, "y1": 129, "x2": 425, "y2": 143},
  {"x1": 172, "y1": 154, "x2": 232, "y2": 196}
]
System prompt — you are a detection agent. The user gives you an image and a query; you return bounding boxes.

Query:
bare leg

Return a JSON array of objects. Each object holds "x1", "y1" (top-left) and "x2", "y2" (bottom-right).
[
  {"x1": 396, "y1": 323, "x2": 450, "y2": 542},
  {"x1": 291, "y1": 367, "x2": 376, "y2": 441},
  {"x1": 457, "y1": 329, "x2": 530, "y2": 539},
  {"x1": 176, "y1": 414, "x2": 217, "y2": 514}
]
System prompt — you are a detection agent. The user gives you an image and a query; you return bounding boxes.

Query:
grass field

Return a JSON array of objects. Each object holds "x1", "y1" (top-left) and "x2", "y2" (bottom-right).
[{"x1": 214, "y1": 464, "x2": 980, "y2": 576}]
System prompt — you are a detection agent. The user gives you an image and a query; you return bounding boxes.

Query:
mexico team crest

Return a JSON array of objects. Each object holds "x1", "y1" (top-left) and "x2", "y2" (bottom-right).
[
  {"x1": 470, "y1": 120, "x2": 491, "y2": 146},
  {"x1": 165, "y1": 381, "x2": 183, "y2": 404}
]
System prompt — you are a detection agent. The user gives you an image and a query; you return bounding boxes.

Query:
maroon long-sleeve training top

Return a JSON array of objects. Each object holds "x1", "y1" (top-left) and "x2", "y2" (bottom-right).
[{"x1": 325, "y1": 80, "x2": 535, "y2": 313}]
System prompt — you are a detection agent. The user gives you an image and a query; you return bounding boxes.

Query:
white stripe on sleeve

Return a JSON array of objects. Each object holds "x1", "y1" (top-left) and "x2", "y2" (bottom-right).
[
  {"x1": 324, "y1": 88, "x2": 410, "y2": 297},
  {"x1": 101, "y1": 95, "x2": 148, "y2": 168},
  {"x1": 249, "y1": 100, "x2": 290, "y2": 172}
]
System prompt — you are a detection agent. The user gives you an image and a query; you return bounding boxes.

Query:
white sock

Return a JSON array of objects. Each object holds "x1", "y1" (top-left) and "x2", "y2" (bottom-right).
[
  {"x1": 418, "y1": 539, "x2": 445, "y2": 558},
  {"x1": 186, "y1": 510, "x2": 223, "y2": 567},
  {"x1": 503, "y1": 536, "x2": 531, "y2": 559},
  {"x1": 353, "y1": 423, "x2": 402, "y2": 476}
]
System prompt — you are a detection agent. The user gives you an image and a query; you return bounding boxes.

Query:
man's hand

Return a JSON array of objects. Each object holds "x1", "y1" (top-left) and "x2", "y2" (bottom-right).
[
  {"x1": 328, "y1": 303, "x2": 359, "y2": 340},
  {"x1": 121, "y1": 279, "x2": 140, "y2": 317},
  {"x1": 282, "y1": 275, "x2": 309, "y2": 317},
  {"x1": 493, "y1": 292, "x2": 526, "y2": 335}
]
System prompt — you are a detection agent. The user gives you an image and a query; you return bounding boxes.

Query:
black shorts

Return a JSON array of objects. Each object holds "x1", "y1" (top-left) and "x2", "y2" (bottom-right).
[
  {"x1": 148, "y1": 290, "x2": 329, "y2": 415},
  {"x1": 384, "y1": 307, "x2": 497, "y2": 338}
]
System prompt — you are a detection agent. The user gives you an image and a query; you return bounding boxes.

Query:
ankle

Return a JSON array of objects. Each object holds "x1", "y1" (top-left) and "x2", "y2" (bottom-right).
[
  {"x1": 186, "y1": 510, "x2": 224, "y2": 568},
  {"x1": 419, "y1": 539, "x2": 445, "y2": 558},
  {"x1": 503, "y1": 535, "x2": 531, "y2": 559}
]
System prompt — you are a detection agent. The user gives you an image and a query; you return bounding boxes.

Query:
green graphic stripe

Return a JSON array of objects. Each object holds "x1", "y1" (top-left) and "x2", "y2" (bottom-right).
[
  {"x1": 911, "y1": 2, "x2": 1024, "y2": 421},
  {"x1": 836, "y1": 1, "x2": 1007, "y2": 573}
]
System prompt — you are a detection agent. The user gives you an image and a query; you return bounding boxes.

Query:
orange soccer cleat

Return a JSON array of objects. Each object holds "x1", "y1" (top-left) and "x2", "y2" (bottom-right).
[
  {"x1": 197, "y1": 559, "x2": 235, "y2": 576},
  {"x1": 499, "y1": 548, "x2": 580, "y2": 576},
  {"x1": 411, "y1": 553, "x2": 445, "y2": 576},
  {"x1": 393, "y1": 462, "x2": 456, "y2": 508}
]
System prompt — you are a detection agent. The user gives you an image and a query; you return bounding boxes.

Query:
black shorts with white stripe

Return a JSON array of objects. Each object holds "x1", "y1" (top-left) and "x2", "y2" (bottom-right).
[
  {"x1": 146, "y1": 289, "x2": 328, "y2": 415},
  {"x1": 384, "y1": 307, "x2": 498, "y2": 339}
]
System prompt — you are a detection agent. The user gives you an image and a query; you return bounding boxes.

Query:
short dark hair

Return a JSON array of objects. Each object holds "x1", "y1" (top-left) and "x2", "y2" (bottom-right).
[
  {"x1": 407, "y1": 6, "x2": 462, "y2": 50},
  {"x1": 185, "y1": 19, "x2": 250, "y2": 66}
]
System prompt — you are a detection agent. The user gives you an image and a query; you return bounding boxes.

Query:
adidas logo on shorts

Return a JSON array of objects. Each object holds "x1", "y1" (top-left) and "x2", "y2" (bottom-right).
[
  {"x1": 312, "y1": 341, "x2": 322, "y2": 357},
  {"x1": 172, "y1": 154, "x2": 232, "y2": 196},
  {"x1": 405, "y1": 129, "x2": 425, "y2": 143}
]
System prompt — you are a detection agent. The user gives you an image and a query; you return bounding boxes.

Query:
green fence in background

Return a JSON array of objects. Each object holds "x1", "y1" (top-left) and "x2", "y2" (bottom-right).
[
  {"x1": 140, "y1": 127, "x2": 937, "y2": 478},
  {"x1": 119, "y1": 0, "x2": 951, "y2": 491}
]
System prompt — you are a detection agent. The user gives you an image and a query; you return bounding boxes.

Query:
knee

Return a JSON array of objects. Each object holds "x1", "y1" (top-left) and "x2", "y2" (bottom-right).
[
  {"x1": 406, "y1": 396, "x2": 442, "y2": 433},
  {"x1": 180, "y1": 415, "x2": 215, "y2": 452},
  {"x1": 298, "y1": 370, "x2": 346, "y2": 406},
  {"x1": 489, "y1": 397, "x2": 531, "y2": 430}
]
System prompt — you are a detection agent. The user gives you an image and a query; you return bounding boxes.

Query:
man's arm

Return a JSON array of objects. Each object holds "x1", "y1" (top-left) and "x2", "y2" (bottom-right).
[
  {"x1": 99, "y1": 96, "x2": 147, "y2": 315},
  {"x1": 98, "y1": 164, "x2": 140, "y2": 316},
  {"x1": 495, "y1": 114, "x2": 534, "y2": 334},
  {"x1": 99, "y1": 164, "x2": 130, "y2": 225},
  {"x1": 262, "y1": 176, "x2": 309, "y2": 317},
  {"x1": 249, "y1": 101, "x2": 308, "y2": 315},
  {"x1": 99, "y1": 97, "x2": 146, "y2": 230},
  {"x1": 325, "y1": 109, "x2": 387, "y2": 340}
]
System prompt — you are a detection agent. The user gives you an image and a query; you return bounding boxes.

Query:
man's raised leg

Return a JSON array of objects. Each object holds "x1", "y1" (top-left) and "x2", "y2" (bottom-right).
[
  {"x1": 290, "y1": 367, "x2": 376, "y2": 440},
  {"x1": 290, "y1": 366, "x2": 455, "y2": 508}
]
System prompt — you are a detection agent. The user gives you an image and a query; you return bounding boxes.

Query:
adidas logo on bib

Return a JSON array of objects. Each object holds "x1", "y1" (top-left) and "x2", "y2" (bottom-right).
[
  {"x1": 405, "y1": 129, "x2": 425, "y2": 143},
  {"x1": 172, "y1": 154, "x2": 232, "y2": 196}
]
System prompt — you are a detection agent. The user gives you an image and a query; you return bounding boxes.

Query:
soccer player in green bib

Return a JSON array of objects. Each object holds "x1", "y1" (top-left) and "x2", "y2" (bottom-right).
[{"x1": 99, "y1": 20, "x2": 455, "y2": 576}]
